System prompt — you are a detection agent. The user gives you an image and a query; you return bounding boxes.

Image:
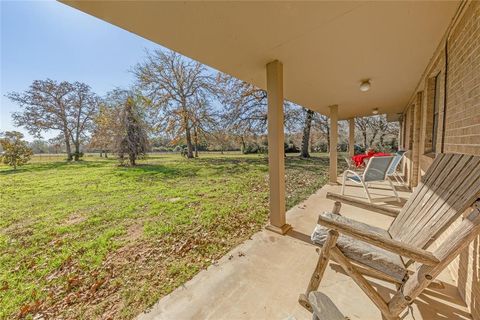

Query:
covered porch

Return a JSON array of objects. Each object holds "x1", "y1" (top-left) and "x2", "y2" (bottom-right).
[
  {"x1": 137, "y1": 182, "x2": 471, "y2": 320},
  {"x1": 60, "y1": 1, "x2": 470, "y2": 319}
]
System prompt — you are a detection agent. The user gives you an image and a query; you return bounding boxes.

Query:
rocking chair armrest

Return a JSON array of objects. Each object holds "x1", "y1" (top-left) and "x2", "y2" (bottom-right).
[{"x1": 317, "y1": 213, "x2": 440, "y2": 266}]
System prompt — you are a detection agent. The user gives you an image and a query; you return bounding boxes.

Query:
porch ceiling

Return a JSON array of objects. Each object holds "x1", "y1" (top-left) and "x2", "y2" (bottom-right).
[{"x1": 61, "y1": 1, "x2": 459, "y2": 119}]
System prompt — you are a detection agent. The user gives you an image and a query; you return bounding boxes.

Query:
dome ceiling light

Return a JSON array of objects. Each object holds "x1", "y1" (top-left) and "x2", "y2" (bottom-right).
[{"x1": 360, "y1": 79, "x2": 371, "y2": 92}]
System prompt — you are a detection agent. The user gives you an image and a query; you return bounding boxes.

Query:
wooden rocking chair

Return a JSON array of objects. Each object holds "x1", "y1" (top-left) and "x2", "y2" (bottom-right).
[{"x1": 299, "y1": 153, "x2": 480, "y2": 320}]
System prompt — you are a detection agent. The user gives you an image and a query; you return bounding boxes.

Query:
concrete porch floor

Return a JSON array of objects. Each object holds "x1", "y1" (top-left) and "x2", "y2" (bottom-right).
[{"x1": 137, "y1": 179, "x2": 472, "y2": 320}]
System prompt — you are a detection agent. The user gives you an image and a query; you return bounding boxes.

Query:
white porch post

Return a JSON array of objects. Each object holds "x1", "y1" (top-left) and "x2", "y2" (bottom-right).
[
  {"x1": 329, "y1": 105, "x2": 339, "y2": 184},
  {"x1": 348, "y1": 118, "x2": 355, "y2": 158},
  {"x1": 399, "y1": 118, "x2": 404, "y2": 149},
  {"x1": 265, "y1": 60, "x2": 291, "y2": 235}
]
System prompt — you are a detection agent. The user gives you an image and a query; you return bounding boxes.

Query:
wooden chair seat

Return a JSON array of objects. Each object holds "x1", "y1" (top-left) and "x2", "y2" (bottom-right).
[{"x1": 311, "y1": 215, "x2": 407, "y2": 282}]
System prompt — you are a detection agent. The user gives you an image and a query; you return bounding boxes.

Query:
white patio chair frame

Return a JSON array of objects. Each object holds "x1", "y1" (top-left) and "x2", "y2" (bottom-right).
[
  {"x1": 386, "y1": 154, "x2": 404, "y2": 185},
  {"x1": 341, "y1": 156, "x2": 399, "y2": 203},
  {"x1": 344, "y1": 156, "x2": 364, "y2": 174},
  {"x1": 387, "y1": 151, "x2": 408, "y2": 185},
  {"x1": 343, "y1": 156, "x2": 355, "y2": 170}
]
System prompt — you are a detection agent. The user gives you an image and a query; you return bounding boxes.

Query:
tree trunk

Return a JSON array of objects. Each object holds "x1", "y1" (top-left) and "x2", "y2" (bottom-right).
[
  {"x1": 64, "y1": 131, "x2": 73, "y2": 161},
  {"x1": 368, "y1": 134, "x2": 376, "y2": 149},
  {"x1": 100, "y1": 151, "x2": 103, "y2": 157},
  {"x1": 185, "y1": 127, "x2": 194, "y2": 158},
  {"x1": 240, "y1": 136, "x2": 246, "y2": 154},
  {"x1": 363, "y1": 133, "x2": 368, "y2": 149},
  {"x1": 300, "y1": 109, "x2": 314, "y2": 158},
  {"x1": 74, "y1": 142, "x2": 80, "y2": 161},
  {"x1": 310, "y1": 134, "x2": 314, "y2": 153},
  {"x1": 193, "y1": 125, "x2": 199, "y2": 158},
  {"x1": 379, "y1": 134, "x2": 385, "y2": 147},
  {"x1": 129, "y1": 153, "x2": 136, "y2": 166},
  {"x1": 181, "y1": 101, "x2": 194, "y2": 159}
]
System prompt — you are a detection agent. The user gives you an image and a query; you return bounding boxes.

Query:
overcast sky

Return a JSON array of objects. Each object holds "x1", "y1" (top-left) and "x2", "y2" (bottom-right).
[{"x1": 1, "y1": 0, "x2": 161, "y2": 141}]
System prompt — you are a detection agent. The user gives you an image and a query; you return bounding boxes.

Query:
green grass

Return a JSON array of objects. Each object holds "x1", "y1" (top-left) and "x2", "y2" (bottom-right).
[{"x1": 0, "y1": 152, "x2": 338, "y2": 319}]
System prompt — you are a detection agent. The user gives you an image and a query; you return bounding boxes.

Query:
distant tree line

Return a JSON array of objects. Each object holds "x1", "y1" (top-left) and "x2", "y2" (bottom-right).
[{"x1": 6, "y1": 48, "x2": 399, "y2": 166}]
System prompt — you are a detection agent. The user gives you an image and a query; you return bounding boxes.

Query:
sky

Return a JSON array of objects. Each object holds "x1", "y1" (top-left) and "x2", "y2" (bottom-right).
[{"x1": 0, "y1": 0, "x2": 161, "y2": 141}]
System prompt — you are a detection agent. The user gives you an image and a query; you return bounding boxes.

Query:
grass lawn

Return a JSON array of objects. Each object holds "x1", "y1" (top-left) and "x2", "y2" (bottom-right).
[{"x1": 0, "y1": 152, "x2": 341, "y2": 319}]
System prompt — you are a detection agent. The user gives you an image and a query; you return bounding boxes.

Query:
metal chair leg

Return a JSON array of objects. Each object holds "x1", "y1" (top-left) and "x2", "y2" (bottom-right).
[
  {"x1": 341, "y1": 172, "x2": 347, "y2": 195},
  {"x1": 388, "y1": 178, "x2": 401, "y2": 202},
  {"x1": 361, "y1": 180, "x2": 373, "y2": 203}
]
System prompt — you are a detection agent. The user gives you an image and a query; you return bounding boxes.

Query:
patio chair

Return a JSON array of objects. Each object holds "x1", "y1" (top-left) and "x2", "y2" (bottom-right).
[
  {"x1": 299, "y1": 153, "x2": 480, "y2": 320},
  {"x1": 386, "y1": 154, "x2": 406, "y2": 185},
  {"x1": 341, "y1": 156, "x2": 399, "y2": 203},
  {"x1": 343, "y1": 156, "x2": 355, "y2": 170},
  {"x1": 343, "y1": 156, "x2": 364, "y2": 174}
]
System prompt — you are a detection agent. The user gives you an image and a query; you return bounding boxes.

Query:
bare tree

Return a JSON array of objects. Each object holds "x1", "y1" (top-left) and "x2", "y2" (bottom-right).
[
  {"x1": 367, "y1": 115, "x2": 399, "y2": 148},
  {"x1": 355, "y1": 117, "x2": 370, "y2": 148},
  {"x1": 190, "y1": 94, "x2": 219, "y2": 157},
  {"x1": 133, "y1": 50, "x2": 215, "y2": 158},
  {"x1": 69, "y1": 83, "x2": 99, "y2": 160},
  {"x1": 216, "y1": 73, "x2": 301, "y2": 152},
  {"x1": 354, "y1": 115, "x2": 399, "y2": 150},
  {"x1": 313, "y1": 114, "x2": 330, "y2": 151},
  {"x1": 216, "y1": 73, "x2": 268, "y2": 148},
  {"x1": 8, "y1": 79, "x2": 98, "y2": 161}
]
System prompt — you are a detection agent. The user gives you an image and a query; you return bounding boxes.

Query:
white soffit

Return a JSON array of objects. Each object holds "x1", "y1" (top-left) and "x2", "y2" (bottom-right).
[{"x1": 61, "y1": 1, "x2": 459, "y2": 119}]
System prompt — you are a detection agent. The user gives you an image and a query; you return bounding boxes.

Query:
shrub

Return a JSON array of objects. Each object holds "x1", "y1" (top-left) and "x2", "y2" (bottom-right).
[{"x1": 0, "y1": 131, "x2": 33, "y2": 170}]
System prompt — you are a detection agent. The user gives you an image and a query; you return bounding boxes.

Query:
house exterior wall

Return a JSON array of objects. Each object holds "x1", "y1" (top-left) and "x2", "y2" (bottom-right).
[{"x1": 401, "y1": 2, "x2": 480, "y2": 318}]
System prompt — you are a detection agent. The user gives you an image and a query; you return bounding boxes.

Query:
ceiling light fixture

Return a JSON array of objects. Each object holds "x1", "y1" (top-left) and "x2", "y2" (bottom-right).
[
  {"x1": 360, "y1": 79, "x2": 371, "y2": 92},
  {"x1": 372, "y1": 108, "x2": 379, "y2": 115}
]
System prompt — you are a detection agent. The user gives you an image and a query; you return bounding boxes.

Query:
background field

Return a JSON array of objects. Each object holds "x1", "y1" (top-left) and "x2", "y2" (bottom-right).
[{"x1": 0, "y1": 152, "x2": 342, "y2": 319}]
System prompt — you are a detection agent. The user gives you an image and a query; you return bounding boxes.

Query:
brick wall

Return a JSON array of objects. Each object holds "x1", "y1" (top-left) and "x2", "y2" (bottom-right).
[
  {"x1": 402, "y1": 1, "x2": 480, "y2": 319},
  {"x1": 444, "y1": 1, "x2": 480, "y2": 156},
  {"x1": 446, "y1": 3, "x2": 480, "y2": 319}
]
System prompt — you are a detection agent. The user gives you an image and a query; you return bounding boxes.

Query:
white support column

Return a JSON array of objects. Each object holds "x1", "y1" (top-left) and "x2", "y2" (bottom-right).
[
  {"x1": 411, "y1": 92, "x2": 422, "y2": 188},
  {"x1": 399, "y1": 118, "x2": 404, "y2": 149},
  {"x1": 265, "y1": 60, "x2": 291, "y2": 235},
  {"x1": 329, "y1": 105, "x2": 339, "y2": 185},
  {"x1": 348, "y1": 118, "x2": 355, "y2": 158}
]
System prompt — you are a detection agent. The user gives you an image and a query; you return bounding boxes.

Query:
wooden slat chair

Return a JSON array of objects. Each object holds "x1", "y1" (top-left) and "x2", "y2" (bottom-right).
[
  {"x1": 308, "y1": 292, "x2": 345, "y2": 320},
  {"x1": 299, "y1": 153, "x2": 480, "y2": 320}
]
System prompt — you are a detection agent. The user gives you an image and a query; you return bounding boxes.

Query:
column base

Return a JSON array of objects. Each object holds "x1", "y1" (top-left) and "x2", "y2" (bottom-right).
[{"x1": 266, "y1": 223, "x2": 292, "y2": 235}]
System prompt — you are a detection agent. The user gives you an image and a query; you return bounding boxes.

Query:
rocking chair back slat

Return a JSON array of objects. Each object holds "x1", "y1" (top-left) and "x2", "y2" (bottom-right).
[
  {"x1": 389, "y1": 153, "x2": 480, "y2": 248},
  {"x1": 388, "y1": 154, "x2": 456, "y2": 234},
  {"x1": 401, "y1": 157, "x2": 480, "y2": 246}
]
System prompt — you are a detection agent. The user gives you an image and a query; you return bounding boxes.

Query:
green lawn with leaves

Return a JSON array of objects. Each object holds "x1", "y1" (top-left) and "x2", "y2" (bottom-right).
[{"x1": 0, "y1": 152, "x2": 337, "y2": 319}]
